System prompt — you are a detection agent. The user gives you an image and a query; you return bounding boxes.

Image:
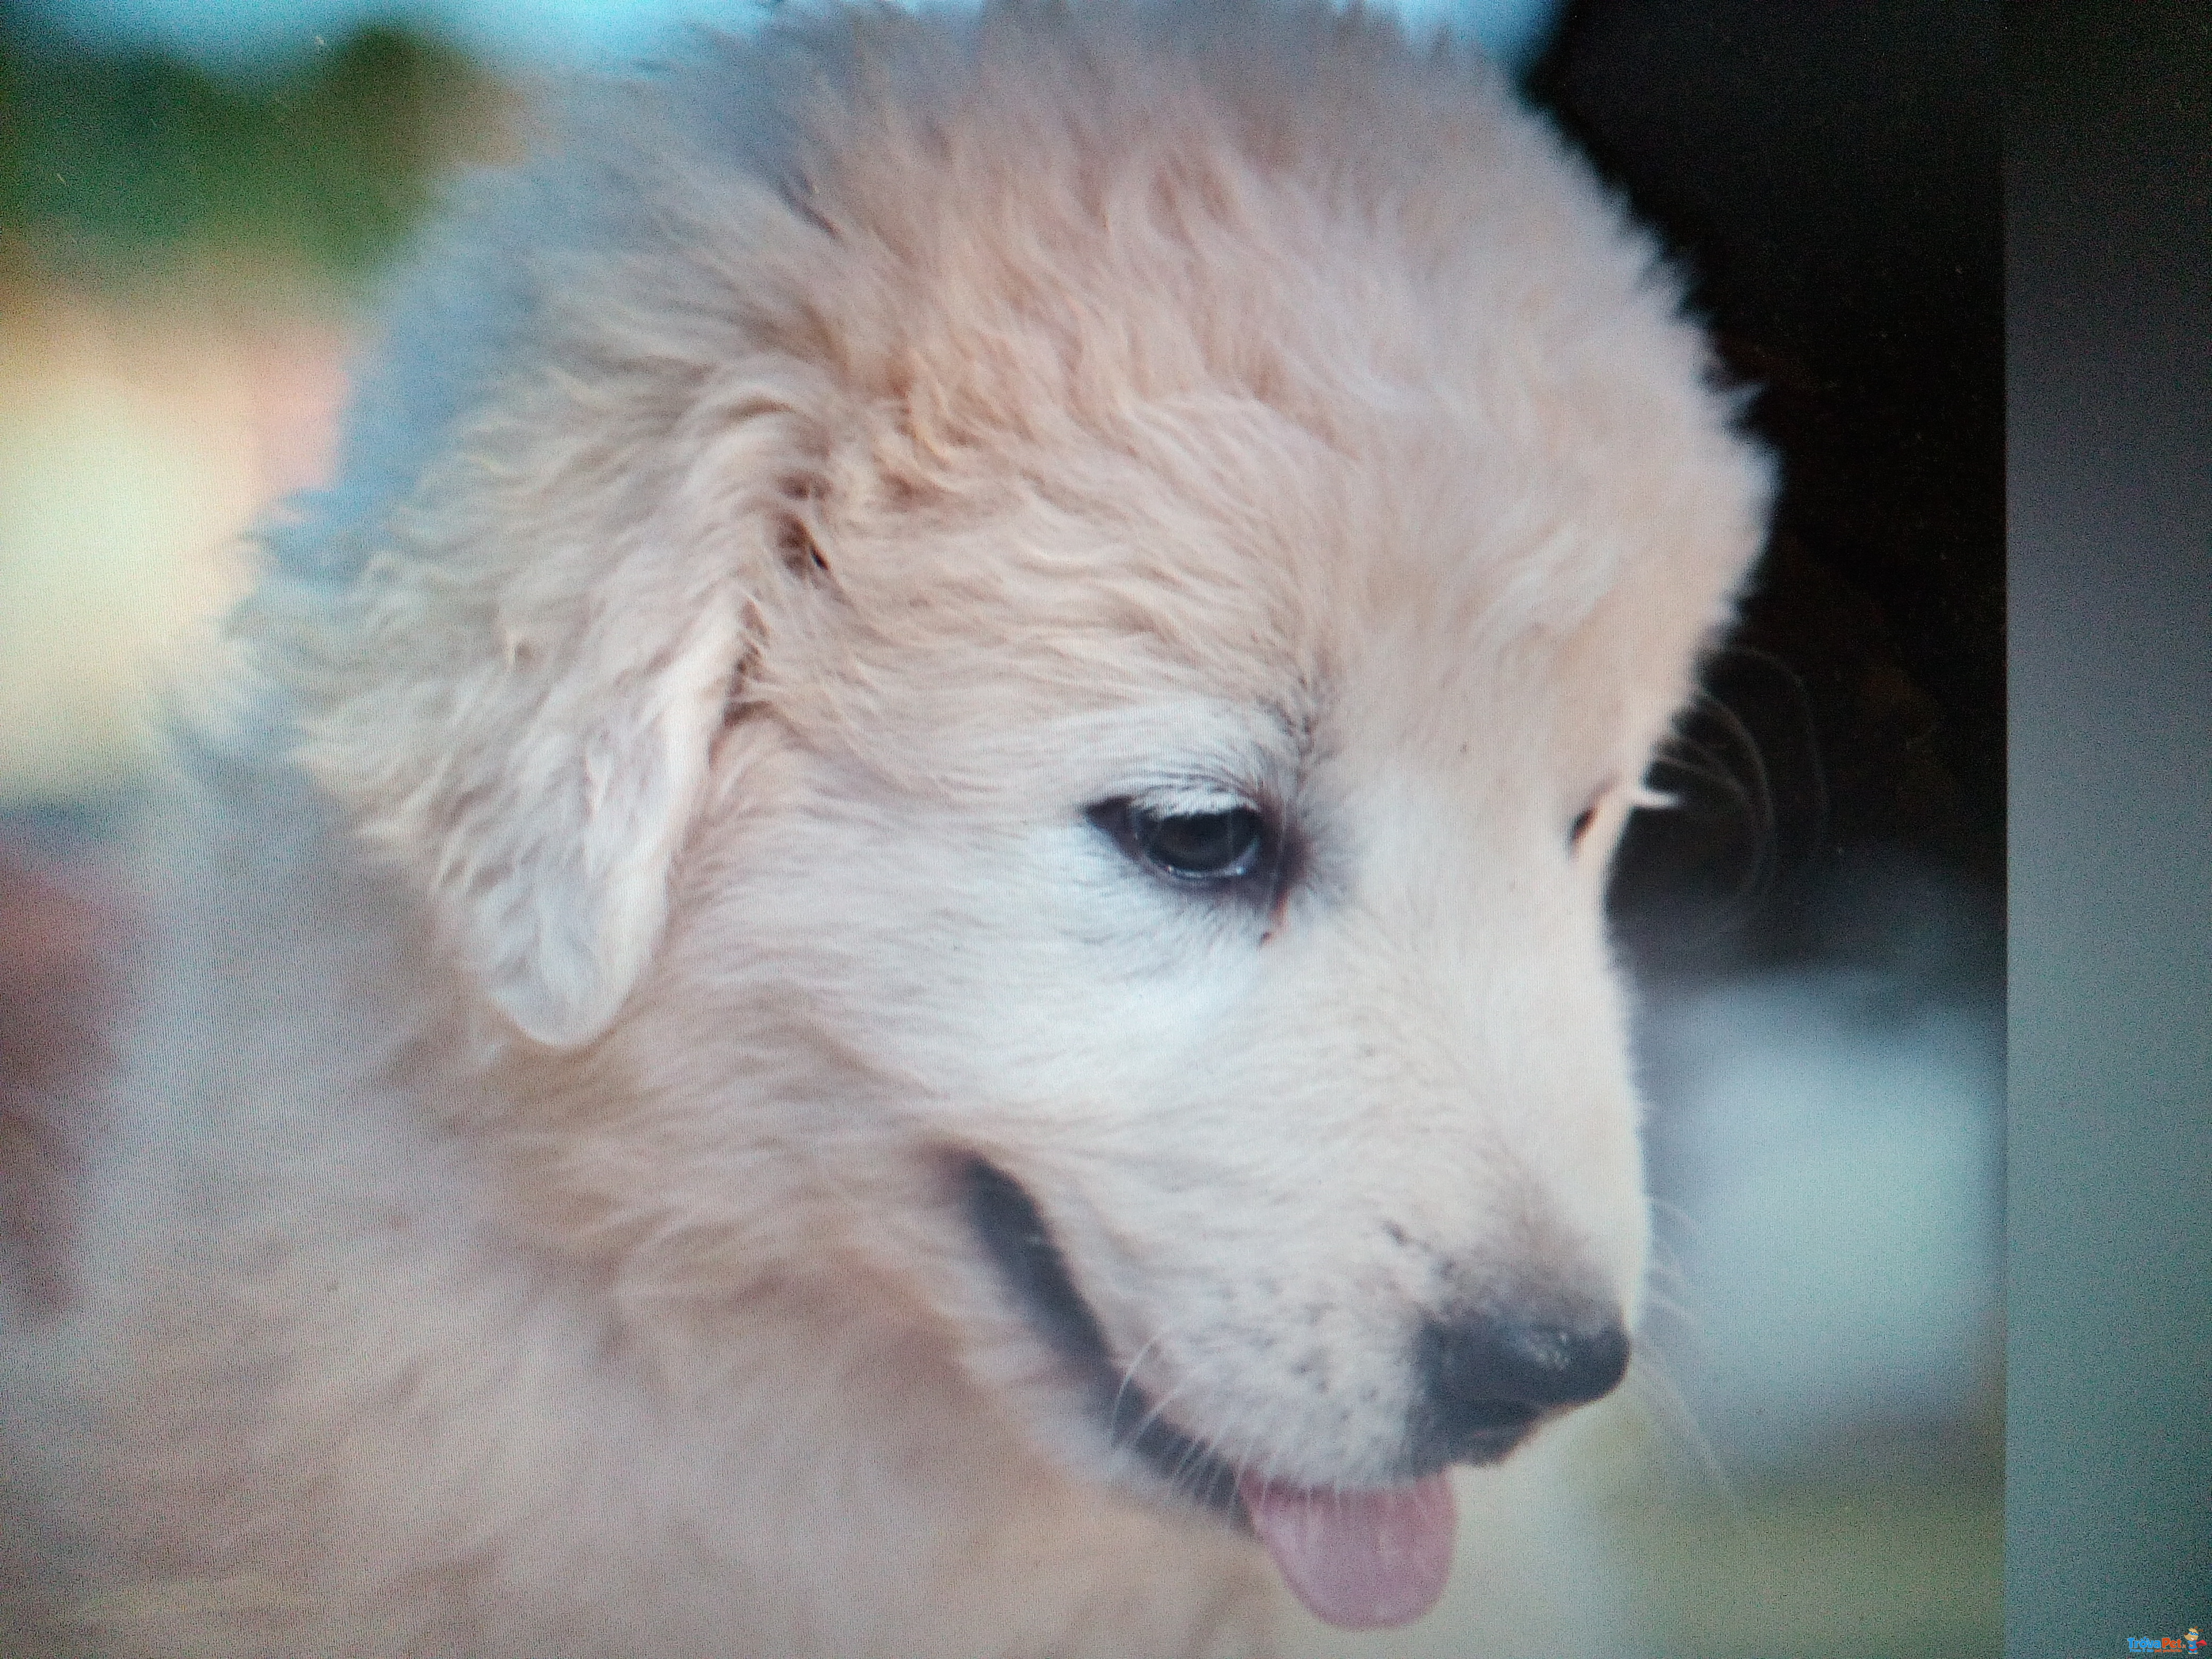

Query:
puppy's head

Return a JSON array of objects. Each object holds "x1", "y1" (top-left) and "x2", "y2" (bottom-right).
[{"x1": 264, "y1": 3, "x2": 1770, "y2": 1630}]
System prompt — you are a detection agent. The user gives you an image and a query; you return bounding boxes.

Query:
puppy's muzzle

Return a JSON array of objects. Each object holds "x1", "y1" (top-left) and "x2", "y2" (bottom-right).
[
  {"x1": 964, "y1": 1155, "x2": 1630, "y2": 1502},
  {"x1": 961, "y1": 1157, "x2": 1244, "y2": 1511}
]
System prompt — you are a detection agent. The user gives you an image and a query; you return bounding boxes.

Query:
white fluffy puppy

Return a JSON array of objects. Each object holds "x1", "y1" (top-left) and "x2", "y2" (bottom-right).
[{"x1": 0, "y1": 4, "x2": 1770, "y2": 1655}]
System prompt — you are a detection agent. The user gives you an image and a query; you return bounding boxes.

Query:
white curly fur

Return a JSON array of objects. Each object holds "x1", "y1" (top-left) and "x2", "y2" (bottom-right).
[{"x1": 0, "y1": 4, "x2": 1770, "y2": 1654}]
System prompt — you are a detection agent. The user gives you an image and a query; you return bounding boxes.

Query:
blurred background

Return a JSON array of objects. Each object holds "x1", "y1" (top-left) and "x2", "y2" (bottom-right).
[{"x1": 0, "y1": 1, "x2": 2001, "y2": 1654}]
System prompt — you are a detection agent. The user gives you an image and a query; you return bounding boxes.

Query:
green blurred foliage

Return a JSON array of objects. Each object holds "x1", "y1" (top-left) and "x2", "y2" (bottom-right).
[{"x1": 0, "y1": 20, "x2": 492, "y2": 283}]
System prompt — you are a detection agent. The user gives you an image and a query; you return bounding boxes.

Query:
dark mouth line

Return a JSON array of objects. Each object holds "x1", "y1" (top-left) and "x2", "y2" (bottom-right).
[{"x1": 960, "y1": 1157, "x2": 1246, "y2": 1519}]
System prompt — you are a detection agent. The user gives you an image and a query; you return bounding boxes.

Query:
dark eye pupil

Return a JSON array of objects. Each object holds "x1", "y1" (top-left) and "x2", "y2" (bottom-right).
[
  {"x1": 1570, "y1": 806, "x2": 1597, "y2": 845},
  {"x1": 1138, "y1": 807, "x2": 1264, "y2": 879}
]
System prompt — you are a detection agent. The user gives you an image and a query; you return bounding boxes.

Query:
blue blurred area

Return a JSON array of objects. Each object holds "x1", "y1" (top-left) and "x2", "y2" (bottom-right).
[{"x1": 20, "y1": 0, "x2": 1565, "y2": 74}]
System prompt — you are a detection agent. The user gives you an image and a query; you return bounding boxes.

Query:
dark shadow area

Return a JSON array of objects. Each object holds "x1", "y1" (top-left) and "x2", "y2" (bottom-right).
[{"x1": 1527, "y1": 0, "x2": 2003, "y2": 984}]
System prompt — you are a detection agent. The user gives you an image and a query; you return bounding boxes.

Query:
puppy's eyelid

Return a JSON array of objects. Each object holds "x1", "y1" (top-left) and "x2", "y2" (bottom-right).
[{"x1": 1133, "y1": 783, "x2": 1255, "y2": 817}]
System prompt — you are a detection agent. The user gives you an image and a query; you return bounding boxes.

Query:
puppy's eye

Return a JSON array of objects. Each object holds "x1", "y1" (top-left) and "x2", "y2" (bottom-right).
[
  {"x1": 1141, "y1": 807, "x2": 1266, "y2": 879},
  {"x1": 1089, "y1": 799, "x2": 1269, "y2": 884},
  {"x1": 1569, "y1": 805, "x2": 1599, "y2": 848}
]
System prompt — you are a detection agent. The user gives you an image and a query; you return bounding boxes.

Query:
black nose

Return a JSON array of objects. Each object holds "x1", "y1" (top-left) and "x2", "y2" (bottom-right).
[{"x1": 1411, "y1": 1308, "x2": 1630, "y2": 1466}]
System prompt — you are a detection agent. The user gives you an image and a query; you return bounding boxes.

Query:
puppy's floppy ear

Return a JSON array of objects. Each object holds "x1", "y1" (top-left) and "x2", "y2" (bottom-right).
[{"x1": 267, "y1": 376, "x2": 822, "y2": 1049}]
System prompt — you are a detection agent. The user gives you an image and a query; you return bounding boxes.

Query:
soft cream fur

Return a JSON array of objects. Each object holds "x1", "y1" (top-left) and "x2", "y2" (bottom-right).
[{"x1": 0, "y1": 4, "x2": 1771, "y2": 1655}]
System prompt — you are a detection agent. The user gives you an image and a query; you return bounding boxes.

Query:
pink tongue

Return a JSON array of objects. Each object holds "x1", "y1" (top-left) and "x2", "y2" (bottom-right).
[{"x1": 1238, "y1": 1472, "x2": 1456, "y2": 1630}]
